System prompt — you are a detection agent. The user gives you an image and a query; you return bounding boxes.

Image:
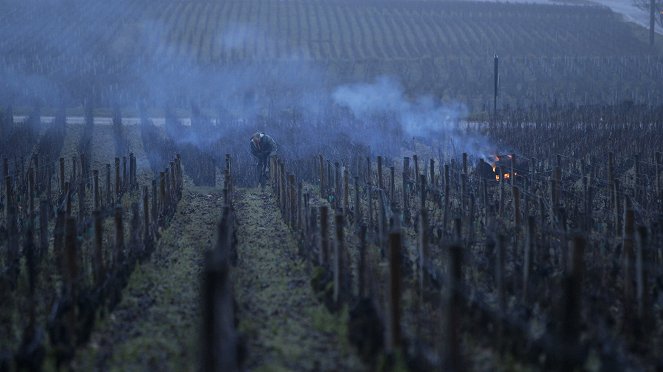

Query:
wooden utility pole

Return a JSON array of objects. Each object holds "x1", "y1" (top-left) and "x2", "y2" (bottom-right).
[{"x1": 494, "y1": 55, "x2": 499, "y2": 121}]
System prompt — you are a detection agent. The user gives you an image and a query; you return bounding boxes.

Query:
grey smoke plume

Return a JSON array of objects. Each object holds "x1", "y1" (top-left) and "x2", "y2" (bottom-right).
[
  {"x1": 332, "y1": 76, "x2": 495, "y2": 159},
  {"x1": 0, "y1": 3, "x2": 498, "y2": 162},
  {"x1": 332, "y1": 76, "x2": 466, "y2": 137}
]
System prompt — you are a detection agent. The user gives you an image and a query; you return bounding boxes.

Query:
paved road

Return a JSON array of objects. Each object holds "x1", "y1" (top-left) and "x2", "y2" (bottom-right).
[{"x1": 12, "y1": 115, "x2": 191, "y2": 126}]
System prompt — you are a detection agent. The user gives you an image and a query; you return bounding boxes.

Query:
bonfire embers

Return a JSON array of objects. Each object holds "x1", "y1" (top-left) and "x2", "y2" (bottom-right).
[{"x1": 477, "y1": 154, "x2": 528, "y2": 182}]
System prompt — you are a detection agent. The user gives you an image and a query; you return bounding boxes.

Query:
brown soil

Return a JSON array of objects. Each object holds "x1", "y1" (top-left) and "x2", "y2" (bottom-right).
[
  {"x1": 73, "y1": 184, "x2": 223, "y2": 371},
  {"x1": 71, "y1": 183, "x2": 365, "y2": 371},
  {"x1": 233, "y1": 187, "x2": 364, "y2": 371}
]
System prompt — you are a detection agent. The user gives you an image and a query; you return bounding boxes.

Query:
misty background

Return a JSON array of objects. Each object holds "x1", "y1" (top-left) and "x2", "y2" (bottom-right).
[{"x1": 1, "y1": 0, "x2": 662, "y2": 178}]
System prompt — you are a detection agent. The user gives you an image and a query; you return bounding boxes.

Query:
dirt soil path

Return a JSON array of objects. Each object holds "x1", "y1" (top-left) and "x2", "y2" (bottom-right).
[
  {"x1": 233, "y1": 187, "x2": 364, "y2": 371},
  {"x1": 74, "y1": 184, "x2": 224, "y2": 371}
]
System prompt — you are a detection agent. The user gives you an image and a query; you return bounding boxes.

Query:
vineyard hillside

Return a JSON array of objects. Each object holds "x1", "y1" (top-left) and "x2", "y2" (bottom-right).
[{"x1": 0, "y1": 0, "x2": 661, "y2": 111}]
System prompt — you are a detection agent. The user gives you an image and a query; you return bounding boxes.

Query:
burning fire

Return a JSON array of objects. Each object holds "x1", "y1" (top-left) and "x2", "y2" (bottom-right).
[
  {"x1": 491, "y1": 155, "x2": 501, "y2": 172},
  {"x1": 491, "y1": 154, "x2": 516, "y2": 182},
  {"x1": 495, "y1": 172, "x2": 511, "y2": 181}
]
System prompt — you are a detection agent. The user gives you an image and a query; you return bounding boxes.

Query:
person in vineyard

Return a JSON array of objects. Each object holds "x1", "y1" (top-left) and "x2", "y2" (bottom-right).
[{"x1": 250, "y1": 132, "x2": 278, "y2": 187}]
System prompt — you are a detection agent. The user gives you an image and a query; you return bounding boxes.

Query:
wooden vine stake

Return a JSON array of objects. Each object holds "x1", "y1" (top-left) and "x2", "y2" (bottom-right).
[
  {"x1": 130, "y1": 202, "x2": 141, "y2": 257},
  {"x1": 80, "y1": 153, "x2": 86, "y2": 187},
  {"x1": 28, "y1": 167, "x2": 35, "y2": 221},
  {"x1": 512, "y1": 186, "x2": 521, "y2": 228},
  {"x1": 115, "y1": 158, "x2": 121, "y2": 198},
  {"x1": 53, "y1": 211, "x2": 65, "y2": 277},
  {"x1": 557, "y1": 235, "x2": 585, "y2": 368},
  {"x1": 420, "y1": 174, "x2": 427, "y2": 213},
  {"x1": 634, "y1": 154, "x2": 641, "y2": 204},
  {"x1": 129, "y1": 153, "x2": 136, "y2": 189},
  {"x1": 93, "y1": 170, "x2": 99, "y2": 210},
  {"x1": 78, "y1": 181, "x2": 85, "y2": 220},
  {"x1": 319, "y1": 155, "x2": 325, "y2": 199},
  {"x1": 307, "y1": 206, "x2": 317, "y2": 265},
  {"x1": 377, "y1": 156, "x2": 383, "y2": 190},
  {"x1": 418, "y1": 210, "x2": 429, "y2": 293},
  {"x1": 151, "y1": 179, "x2": 158, "y2": 227},
  {"x1": 389, "y1": 166, "x2": 395, "y2": 202},
  {"x1": 334, "y1": 162, "x2": 341, "y2": 209},
  {"x1": 523, "y1": 216, "x2": 536, "y2": 302},
  {"x1": 344, "y1": 169, "x2": 350, "y2": 213},
  {"x1": 367, "y1": 184, "x2": 373, "y2": 232},
  {"x1": 64, "y1": 182, "x2": 71, "y2": 217},
  {"x1": 460, "y1": 173, "x2": 466, "y2": 213},
  {"x1": 443, "y1": 244, "x2": 463, "y2": 371},
  {"x1": 403, "y1": 157, "x2": 410, "y2": 190},
  {"x1": 656, "y1": 152, "x2": 661, "y2": 210},
  {"x1": 115, "y1": 207, "x2": 125, "y2": 268},
  {"x1": 429, "y1": 158, "x2": 435, "y2": 188},
  {"x1": 462, "y1": 152, "x2": 468, "y2": 176},
  {"x1": 443, "y1": 164, "x2": 450, "y2": 232},
  {"x1": 122, "y1": 156, "x2": 127, "y2": 191},
  {"x1": 614, "y1": 180, "x2": 622, "y2": 236},
  {"x1": 402, "y1": 158, "x2": 409, "y2": 220},
  {"x1": 39, "y1": 200, "x2": 48, "y2": 260},
  {"x1": 467, "y1": 194, "x2": 476, "y2": 245},
  {"x1": 623, "y1": 197, "x2": 635, "y2": 328},
  {"x1": 297, "y1": 182, "x2": 303, "y2": 232},
  {"x1": 413, "y1": 154, "x2": 420, "y2": 190},
  {"x1": 201, "y1": 249, "x2": 238, "y2": 372},
  {"x1": 319, "y1": 206, "x2": 329, "y2": 266},
  {"x1": 353, "y1": 176, "x2": 361, "y2": 227},
  {"x1": 386, "y1": 229, "x2": 402, "y2": 353},
  {"x1": 93, "y1": 210, "x2": 105, "y2": 286},
  {"x1": 47, "y1": 165, "x2": 53, "y2": 212},
  {"x1": 358, "y1": 224, "x2": 368, "y2": 298},
  {"x1": 106, "y1": 164, "x2": 111, "y2": 206},
  {"x1": 64, "y1": 217, "x2": 78, "y2": 349},
  {"x1": 71, "y1": 156, "x2": 77, "y2": 185},
  {"x1": 334, "y1": 213, "x2": 347, "y2": 306},
  {"x1": 159, "y1": 172, "x2": 166, "y2": 217},
  {"x1": 635, "y1": 226, "x2": 651, "y2": 329},
  {"x1": 510, "y1": 153, "x2": 516, "y2": 186},
  {"x1": 288, "y1": 174, "x2": 296, "y2": 227},
  {"x1": 496, "y1": 234, "x2": 506, "y2": 352}
]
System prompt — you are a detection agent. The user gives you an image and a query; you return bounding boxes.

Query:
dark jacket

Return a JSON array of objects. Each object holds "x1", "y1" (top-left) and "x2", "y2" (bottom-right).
[{"x1": 250, "y1": 134, "x2": 278, "y2": 160}]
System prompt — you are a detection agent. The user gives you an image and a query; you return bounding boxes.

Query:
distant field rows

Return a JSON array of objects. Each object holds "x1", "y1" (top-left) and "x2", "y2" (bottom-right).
[
  {"x1": 0, "y1": 1, "x2": 651, "y2": 63},
  {"x1": 119, "y1": 1, "x2": 652, "y2": 60},
  {"x1": 0, "y1": 0, "x2": 662, "y2": 109}
]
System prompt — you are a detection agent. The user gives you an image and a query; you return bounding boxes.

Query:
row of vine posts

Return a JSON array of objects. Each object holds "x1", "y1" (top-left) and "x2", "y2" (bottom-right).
[
  {"x1": 264, "y1": 146, "x2": 663, "y2": 370},
  {"x1": 1, "y1": 130, "x2": 183, "y2": 369}
]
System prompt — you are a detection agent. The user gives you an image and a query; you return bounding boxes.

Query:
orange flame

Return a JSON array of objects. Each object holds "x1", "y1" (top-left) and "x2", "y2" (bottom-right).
[
  {"x1": 495, "y1": 172, "x2": 510, "y2": 181},
  {"x1": 491, "y1": 154, "x2": 499, "y2": 172},
  {"x1": 495, "y1": 172, "x2": 517, "y2": 181},
  {"x1": 491, "y1": 154, "x2": 518, "y2": 182}
]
